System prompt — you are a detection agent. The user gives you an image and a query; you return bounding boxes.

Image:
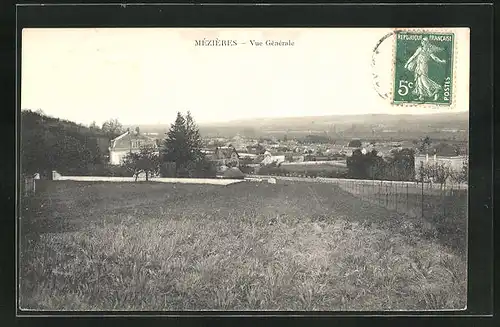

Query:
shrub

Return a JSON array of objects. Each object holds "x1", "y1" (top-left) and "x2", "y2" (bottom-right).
[
  {"x1": 178, "y1": 158, "x2": 217, "y2": 178},
  {"x1": 221, "y1": 167, "x2": 245, "y2": 179},
  {"x1": 239, "y1": 164, "x2": 255, "y2": 174},
  {"x1": 348, "y1": 139, "x2": 362, "y2": 148}
]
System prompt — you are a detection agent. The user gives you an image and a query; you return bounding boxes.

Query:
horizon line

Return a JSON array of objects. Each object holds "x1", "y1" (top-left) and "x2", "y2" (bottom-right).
[
  {"x1": 21, "y1": 108, "x2": 469, "y2": 127},
  {"x1": 127, "y1": 110, "x2": 470, "y2": 126}
]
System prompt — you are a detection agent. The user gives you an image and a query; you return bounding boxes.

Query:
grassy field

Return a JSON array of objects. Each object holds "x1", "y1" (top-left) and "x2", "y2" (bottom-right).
[
  {"x1": 335, "y1": 181, "x2": 468, "y2": 254},
  {"x1": 19, "y1": 180, "x2": 466, "y2": 311}
]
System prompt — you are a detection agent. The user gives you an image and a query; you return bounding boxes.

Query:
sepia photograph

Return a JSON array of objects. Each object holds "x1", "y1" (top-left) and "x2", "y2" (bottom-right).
[{"x1": 19, "y1": 27, "x2": 469, "y2": 311}]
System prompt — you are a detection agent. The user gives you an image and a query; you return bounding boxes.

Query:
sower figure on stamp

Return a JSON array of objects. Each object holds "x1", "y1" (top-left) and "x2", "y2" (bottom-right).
[{"x1": 404, "y1": 37, "x2": 447, "y2": 101}]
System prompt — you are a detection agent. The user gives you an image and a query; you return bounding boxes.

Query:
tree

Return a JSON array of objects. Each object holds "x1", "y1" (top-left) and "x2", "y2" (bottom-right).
[
  {"x1": 366, "y1": 150, "x2": 386, "y2": 179},
  {"x1": 122, "y1": 144, "x2": 160, "y2": 181},
  {"x1": 346, "y1": 149, "x2": 366, "y2": 178},
  {"x1": 101, "y1": 118, "x2": 123, "y2": 137},
  {"x1": 185, "y1": 111, "x2": 204, "y2": 163},
  {"x1": 451, "y1": 159, "x2": 468, "y2": 184},
  {"x1": 421, "y1": 162, "x2": 452, "y2": 189},
  {"x1": 460, "y1": 160, "x2": 468, "y2": 183},
  {"x1": 432, "y1": 162, "x2": 452, "y2": 189},
  {"x1": 20, "y1": 110, "x2": 108, "y2": 177},
  {"x1": 419, "y1": 136, "x2": 432, "y2": 154},
  {"x1": 89, "y1": 121, "x2": 99, "y2": 130},
  {"x1": 49, "y1": 133, "x2": 95, "y2": 175},
  {"x1": 416, "y1": 161, "x2": 426, "y2": 183},
  {"x1": 161, "y1": 111, "x2": 207, "y2": 177},
  {"x1": 162, "y1": 112, "x2": 188, "y2": 168},
  {"x1": 348, "y1": 139, "x2": 362, "y2": 148},
  {"x1": 386, "y1": 148, "x2": 415, "y2": 181}
]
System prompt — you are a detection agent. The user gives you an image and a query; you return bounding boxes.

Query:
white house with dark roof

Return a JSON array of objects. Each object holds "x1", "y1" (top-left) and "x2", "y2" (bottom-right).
[
  {"x1": 260, "y1": 150, "x2": 286, "y2": 166},
  {"x1": 108, "y1": 129, "x2": 158, "y2": 165}
]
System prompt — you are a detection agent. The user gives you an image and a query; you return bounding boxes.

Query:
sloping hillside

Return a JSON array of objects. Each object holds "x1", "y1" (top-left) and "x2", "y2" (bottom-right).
[{"x1": 21, "y1": 110, "x2": 113, "y2": 176}]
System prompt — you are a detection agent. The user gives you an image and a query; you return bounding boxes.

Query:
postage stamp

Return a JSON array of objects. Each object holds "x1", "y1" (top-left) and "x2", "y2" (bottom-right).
[{"x1": 393, "y1": 31, "x2": 454, "y2": 105}]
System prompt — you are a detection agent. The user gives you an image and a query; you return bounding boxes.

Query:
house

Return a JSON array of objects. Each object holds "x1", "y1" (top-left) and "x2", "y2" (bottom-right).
[
  {"x1": 260, "y1": 151, "x2": 286, "y2": 166},
  {"x1": 212, "y1": 146, "x2": 240, "y2": 167},
  {"x1": 246, "y1": 143, "x2": 266, "y2": 154},
  {"x1": 108, "y1": 129, "x2": 158, "y2": 165}
]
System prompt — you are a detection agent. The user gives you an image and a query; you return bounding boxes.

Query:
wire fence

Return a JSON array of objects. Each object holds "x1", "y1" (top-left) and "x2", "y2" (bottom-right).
[
  {"x1": 251, "y1": 174, "x2": 467, "y2": 223},
  {"x1": 326, "y1": 178, "x2": 468, "y2": 221}
]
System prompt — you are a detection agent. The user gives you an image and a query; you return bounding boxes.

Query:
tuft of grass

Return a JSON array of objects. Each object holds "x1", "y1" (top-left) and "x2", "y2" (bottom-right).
[{"x1": 20, "y1": 181, "x2": 466, "y2": 311}]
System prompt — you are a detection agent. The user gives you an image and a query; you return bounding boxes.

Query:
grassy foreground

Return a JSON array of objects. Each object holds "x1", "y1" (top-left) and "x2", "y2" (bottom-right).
[{"x1": 19, "y1": 180, "x2": 466, "y2": 311}]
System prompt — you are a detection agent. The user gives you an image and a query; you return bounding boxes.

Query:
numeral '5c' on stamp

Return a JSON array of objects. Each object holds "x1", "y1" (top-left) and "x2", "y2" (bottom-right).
[{"x1": 393, "y1": 32, "x2": 454, "y2": 105}]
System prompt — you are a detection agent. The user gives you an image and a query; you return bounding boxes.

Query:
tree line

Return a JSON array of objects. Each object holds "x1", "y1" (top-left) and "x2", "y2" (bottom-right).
[
  {"x1": 346, "y1": 147, "x2": 467, "y2": 186},
  {"x1": 346, "y1": 148, "x2": 416, "y2": 181},
  {"x1": 21, "y1": 110, "x2": 216, "y2": 180},
  {"x1": 21, "y1": 110, "x2": 120, "y2": 177}
]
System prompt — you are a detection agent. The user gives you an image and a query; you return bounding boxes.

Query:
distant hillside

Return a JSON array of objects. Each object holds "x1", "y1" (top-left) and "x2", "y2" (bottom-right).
[
  {"x1": 128, "y1": 112, "x2": 469, "y2": 141},
  {"x1": 204, "y1": 112, "x2": 469, "y2": 127}
]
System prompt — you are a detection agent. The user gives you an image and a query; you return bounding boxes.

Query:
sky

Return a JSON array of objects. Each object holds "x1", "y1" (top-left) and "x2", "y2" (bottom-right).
[{"x1": 21, "y1": 28, "x2": 470, "y2": 126}]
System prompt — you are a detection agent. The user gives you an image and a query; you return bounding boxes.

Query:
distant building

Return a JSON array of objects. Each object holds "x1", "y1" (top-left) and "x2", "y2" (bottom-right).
[
  {"x1": 260, "y1": 151, "x2": 286, "y2": 166},
  {"x1": 415, "y1": 154, "x2": 468, "y2": 180},
  {"x1": 212, "y1": 146, "x2": 240, "y2": 167},
  {"x1": 246, "y1": 144, "x2": 266, "y2": 154},
  {"x1": 238, "y1": 153, "x2": 258, "y2": 159},
  {"x1": 108, "y1": 130, "x2": 158, "y2": 165}
]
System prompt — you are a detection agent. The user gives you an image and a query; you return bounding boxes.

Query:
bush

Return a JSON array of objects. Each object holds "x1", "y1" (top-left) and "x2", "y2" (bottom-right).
[
  {"x1": 239, "y1": 164, "x2": 255, "y2": 174},
  {"x1": 160, "y1": 162, "x2": 177, "y2": 177},
  {"x1": 348, "y1": 139, "x2": 362, "y2": 148},
  {"x1": 178, "y1": 159, "x2": 217, "y2": 178},
  {"x1": 347, "y1": 148, "x2": 415, "y2": 181},
  {"x1": 221, "y1": 167, "x2": 245, "y2": 179}
]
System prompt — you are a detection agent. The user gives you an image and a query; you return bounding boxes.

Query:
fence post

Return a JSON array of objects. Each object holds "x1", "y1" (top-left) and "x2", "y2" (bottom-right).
[
  {"x1": 395, "y1": 182, "x2": 398, "y2": 212},
  {"x1": 421, "y1": 178, "x2": 424, "y2": 219},
  {"x1": 385, "y1": 183, "x2": 388, "y2": 207},
  {"x1": 372, "y1": 177, "x2": 375, "y2": 203},
  {"x1": 379, "y1": 181, "x2": 382, "y2": 205},
  {"x1": 443, "y1": 185, "x2": 446, "y2": 217},
  {"x1": 406, "y1": 183, "x2": 409, "y2": 212}
]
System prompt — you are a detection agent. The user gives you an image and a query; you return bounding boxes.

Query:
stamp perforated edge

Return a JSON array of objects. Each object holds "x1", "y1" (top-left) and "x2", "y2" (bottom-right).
[{"x1": 389, "y1": 28, "x2": 458, "y2": 109}]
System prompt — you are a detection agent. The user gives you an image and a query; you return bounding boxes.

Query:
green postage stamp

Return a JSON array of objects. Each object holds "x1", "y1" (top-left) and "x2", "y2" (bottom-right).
[{"x1": 393, "y1": 31, "x2": 454, "y2": 105}]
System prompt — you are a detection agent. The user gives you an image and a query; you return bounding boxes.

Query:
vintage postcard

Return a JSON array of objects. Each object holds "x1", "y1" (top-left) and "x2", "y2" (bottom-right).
[{"x1": 19, "y1": 28, "x2": 469, "y2": 311}]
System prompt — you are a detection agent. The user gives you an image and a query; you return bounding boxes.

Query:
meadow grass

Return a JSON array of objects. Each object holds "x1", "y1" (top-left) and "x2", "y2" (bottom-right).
[{"x1": 19, "y1": 180, "x2": 466, "y2": 311}]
